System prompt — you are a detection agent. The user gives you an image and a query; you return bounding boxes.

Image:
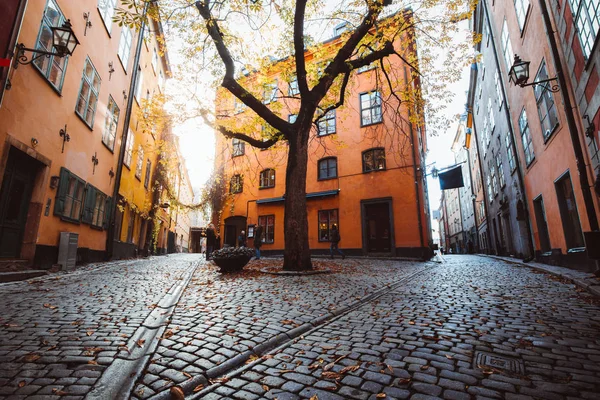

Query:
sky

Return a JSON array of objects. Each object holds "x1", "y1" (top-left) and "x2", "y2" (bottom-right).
[{"x1": 165, "y1": 2, "x2": 473, "y2": 218}]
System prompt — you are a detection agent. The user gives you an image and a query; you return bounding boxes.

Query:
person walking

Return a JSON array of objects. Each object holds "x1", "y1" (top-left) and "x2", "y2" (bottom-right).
[
  {"x1": 206, "y1": 223, "x2": 216, "y2": 260},
  {"x1": 329, "y1": 224, "x2": 345, "y2": 259},
  {"x1": 254, "y1": 225, "x2": 263, "y2": 259},
  {"x1": 238, "y1": 230, "x2": 247, "y2": 247}
]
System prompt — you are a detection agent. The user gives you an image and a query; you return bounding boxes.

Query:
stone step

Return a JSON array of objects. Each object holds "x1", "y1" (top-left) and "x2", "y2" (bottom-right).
[
  {"x1": 0, "y1": 259, "x2": 31, "y2": 273},
  {"x1": 0, "y1": 270, "x2": 48, "y2": 283}
]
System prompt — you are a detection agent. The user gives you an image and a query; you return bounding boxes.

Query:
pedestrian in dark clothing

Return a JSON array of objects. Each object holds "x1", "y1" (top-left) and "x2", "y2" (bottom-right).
[
  {"x1": 238, "y1": 230, "x2": 247, "y2": 247},
  {"x1": 206, "y1": 223, "x2": 216, "y2": 260},
  {"x1": 329, "y1": 224, "x2": 345, "y2": 259},
  {"x1": 254, "y1": 225, "x2": 263, "y2": 259}
]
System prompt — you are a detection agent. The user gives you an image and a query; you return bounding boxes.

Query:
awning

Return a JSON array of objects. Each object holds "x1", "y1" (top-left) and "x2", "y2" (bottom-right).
[{"x1": 256, "y1": 189, "x2": 340, "y2": 205}]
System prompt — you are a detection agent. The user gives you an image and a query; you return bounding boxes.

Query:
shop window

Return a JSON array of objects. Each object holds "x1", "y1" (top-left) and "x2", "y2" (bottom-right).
[
  {"x1": 318, "y1": 209, "x2": 338, "y2": 242},
  {"x1": 258, "y1": 215, "x2": 275, "y2": 243}
]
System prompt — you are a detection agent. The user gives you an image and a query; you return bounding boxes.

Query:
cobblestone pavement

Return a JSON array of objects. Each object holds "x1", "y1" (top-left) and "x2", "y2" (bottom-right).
[
  {"x1": 186, "y1": 255, "x2": 600, "y2": 400},
  {"x1": 132, "y1": 258, "x2": 430, "y2": 398},
  {"x1": 0, "y1": 254, "x2": 198, "y2": 399}
]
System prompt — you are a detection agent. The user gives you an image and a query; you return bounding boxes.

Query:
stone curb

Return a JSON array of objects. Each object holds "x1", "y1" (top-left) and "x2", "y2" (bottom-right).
[
  {"x1": 85, "y1": 262, "x2": 199, "y2": 400},
  {"x1": 486, "y1": 255, "x2": 600, "y2": 297},
  {"x1": 0, "y1": 270, "x2": 48, "y2": 283},
  {"x1": 149, "y1": 263, "x2": 438, "y2": 400}
]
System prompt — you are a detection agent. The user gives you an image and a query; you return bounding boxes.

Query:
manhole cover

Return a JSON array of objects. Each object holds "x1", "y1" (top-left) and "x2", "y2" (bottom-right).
[{"x1": 473, "y1": 351, "x2": 525, "y2": 374}]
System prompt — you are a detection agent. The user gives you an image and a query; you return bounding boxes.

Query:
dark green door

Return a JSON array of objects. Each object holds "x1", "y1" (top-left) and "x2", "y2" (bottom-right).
[{"x1": 0, "y1": 149, "x2": 37, "y2": 258}]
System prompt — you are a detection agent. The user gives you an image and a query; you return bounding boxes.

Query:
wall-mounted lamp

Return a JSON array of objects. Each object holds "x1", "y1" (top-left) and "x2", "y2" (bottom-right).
[
  {"x1": 31, "y1": 137, "x2": 39, "y2": 148},
  {"x1": 50, "y1": 175, "x2": 60, "y2": 189},
  {"x1": 108, "y1": 61, "x2": 115, "y2": 81},
  {"x1": 59, "y1": 125, "x2": 70, "y2": 153},
  {"x1": 508, "y1": 54, "x2": 560, "y2": 93},
  {"x1": 83, "y1": 12, "x2": 92, "y2": 36},
  {"x1": 584, "y1": 115, "x2": 596, "y2": 138},
  {"x1": 14, "y1": 20, "x2": 79, "y2": 68},
  {"x1": 91, "y1": 152, "x2": 99, "y2": 174}
]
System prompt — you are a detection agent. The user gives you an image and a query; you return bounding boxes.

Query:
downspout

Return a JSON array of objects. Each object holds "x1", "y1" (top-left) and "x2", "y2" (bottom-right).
[
  {"x1": 482, "y1": 0, "x2": 536, "y2": 258},
  {"x1": 403, "y1": 66, "x2": 426, "y2": 253},
  {"x1": 538, "y1": 0, "x2": 599, "y2": 231},
  {"x1": 465, "y1": 145, "x2": 480, "y2": 251},
  {"x1": 106, "y1": 2, "x2": 150, "y2": 259}
]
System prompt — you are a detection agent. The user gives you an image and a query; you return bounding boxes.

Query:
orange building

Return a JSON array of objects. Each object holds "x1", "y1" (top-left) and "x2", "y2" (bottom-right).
[
  {"x1": 0, "y1": 0, "x2": 173, "y2": 269},
  {"x1": 213, "y1": 18, "x2": 432, "y2": 258}
]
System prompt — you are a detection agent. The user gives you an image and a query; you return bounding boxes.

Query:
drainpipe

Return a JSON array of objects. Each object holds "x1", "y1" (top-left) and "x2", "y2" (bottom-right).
[
  {"x1": 481, "y1": 0, "x2": 536, "y2": 259},
  {"x1": 537, "y1": 0, "x2": 599, "y2": 231},
  {"x1": 106, "y1": 2, "x2": 150, "y2": 259},
  {"x1": 465, "y1": 146, "x2": 480, "y2": 251}
]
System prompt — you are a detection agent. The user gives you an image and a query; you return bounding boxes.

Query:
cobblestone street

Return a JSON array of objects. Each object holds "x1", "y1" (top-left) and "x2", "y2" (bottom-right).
[{"x1": 1, "y1": 254, "x2": 599, "y2": 399}]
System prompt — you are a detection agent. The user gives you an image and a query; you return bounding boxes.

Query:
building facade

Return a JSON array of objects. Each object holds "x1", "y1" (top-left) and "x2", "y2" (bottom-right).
[
  {"x1": 212, "y1": 18, "x2": 432, "y2": 258},
  {"x1": 467, "y1": 0, "x2": 600, "y2": 271},
  {"x1": 0, "y1": 0, "x2": 190, "y2": 269}
]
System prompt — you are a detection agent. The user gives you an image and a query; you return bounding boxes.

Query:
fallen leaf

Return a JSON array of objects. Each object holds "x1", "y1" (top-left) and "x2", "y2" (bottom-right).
[
  {"x1": 309, "y1": 395, "x2": 319, "y2": 400},
  {"x1": 376, "y1": 394, "x2": 386, "y2": 398},
  {"x1": 193, "y1": 384, "x2": 204, "y2": 392},
  {"x1": 321, "y1": 371, "x2": 342, "y2": 380},
  {"x1": 340, "y1": 365, "x2": 360, "y2": 373},
  {"x1": 209, "y1": 377, "x2": 229, "y2": 384},
  {"x1": 445, "y1": 355, "x2": 454, "y2": 360},
  {"x1": 420, "y1": 364, "x2": 429, "y2": 370},
  {"x1": 246, "y1": 355, "x2": 259, "y2": 364},
  {"x1": 86, "y1": 331, "x2": 94, "y2": 336},
  {"x1": 409, "y1": 321, "x2": 415, "y2": 325},
  {"x1": 182, "y1": 371, "x2": 192, "y2": 378},
  {"x1": 18, "y1": 381, "x2": 26, "y2": 388},
  {"x1": 43, "y1": 303, "x2": 57, "y2": 309},
  {"x1": 51, "y1": 388, "x2": 68, "y2": 395},
  {"x1": 281, "y1": 319, "x2": 295, "y2": 325},
  {"x1": 169, "y1": 386, "x2": 185, "y2": 400},
  {"x1": 88, "y1": 360, "x2": 98, "y2": 365},
  {"x1": 262, "y1": 384, "x2": 269, "y2": 391},
  {"x1": 136, "y1": 339, "x2": 145, "y2": 348},
  {"x1": 23, "y1": 354, "x2": 41, "y2": 362},
  {"x1": 396, "y1": 378, "x2": 411, "y2": 385}
]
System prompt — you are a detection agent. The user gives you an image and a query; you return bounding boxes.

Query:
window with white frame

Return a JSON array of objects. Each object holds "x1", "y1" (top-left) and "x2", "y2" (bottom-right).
[
  {"x1": 75, "y1": 58, "x2": 101, "y2": 128},
  {"x1": 494, "y1": 70, "x2": 503, "y2": 108},
  {"x1": 514, "y1": 0, "x2": 530, "y2": 31},
  {"x1": 136, "y1": 145, "x2": 144, "y2": 179},
  {"x1": 569, "y1": 0, "x2": 600, "y2": 58},
  {"x1": 118, "y1": 25, "x2": 133, "y2": 69},
  {"x1": 33, "y1": 0, "x2": 69, "y2": 91},
  {"x1": 102, "y1": 96, "x2": 120, "y2": 151},
  {"x1": 488, "y1": 98, "x2": 495, "y2": 133},
  {"x1": 505, "y1": 134, "x2": 516, "y2": 172},
  {"x1": 288, "y1": 114, "x2": 297, "y2": 123},
  {"x1": 360, "y1": 91, "x2": 382, "y2": 126},
  {"x1": 501, "y1": 20, "x2": 514, "y2": 70},
  {"x1": 144, "y1": 159, "x2": 152, "y2": 188},
  {"x1": 519, "y1": 108, "x2": 535, "y2": 166},
  {"x1": 496, "y1": 150, "x2": 506, "y2": 187},
  {"x1": 124, "y1": 131, "x2": 134, "y2": 168},
  {"x1": 288, "y1": 77, "x2": 299, "y2": 96},
  {"x1": 318, "y1": 209, "x2": 338, "y2": 242},
  {"x1": 317, "y1": 110, "x2": 336, "y2": 135},
  {"x1": 232, "y1": 138, "x2": 245, "y2": 157},
  {"x1": 259, "y1": 169, "x2": 275, "y2": 188},
  {"x1": 263, "y1": 81, "x2": 278, "y2": 104},
  {"x1": 534, "y1": 60, "x2": 559, "y2": 141},
  {"x1": 98, "y1": 0, "x2": 117, "y2": 32},
  {"x1": 152, "y1": 47, "x2": 159, "y2": 73},
  {"x1": 135, "y1": 66, "x2": 143, "y2": 101}
]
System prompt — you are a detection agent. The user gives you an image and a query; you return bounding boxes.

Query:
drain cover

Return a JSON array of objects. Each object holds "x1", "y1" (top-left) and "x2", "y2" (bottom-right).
[{"x1": 474, "y1": 351, "x2": 525, "y2": 374}]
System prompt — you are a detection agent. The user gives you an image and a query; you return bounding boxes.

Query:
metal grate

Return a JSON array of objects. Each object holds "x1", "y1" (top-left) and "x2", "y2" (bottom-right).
[{"x1": 474, "y1": 351, "x2": 525, "y2": 374}]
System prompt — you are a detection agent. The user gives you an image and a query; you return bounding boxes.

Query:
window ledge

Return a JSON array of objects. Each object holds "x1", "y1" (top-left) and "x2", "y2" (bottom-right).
[
  {"x1": 32, "y1": 64, "x2": 64, "y2": 96},
  {"x1": 361, "y1": 120, "x2": 383, "y2": 128},
  {"x1": 317, "y1": 132, "x2": 336, "y2": 137},
  {"x1": 59, "y1": 216, "x2": 81, "y2": 225},
  {"x1": 102, "y1": 141, "x2": 115, "y2": 154},
  {"x1": 75, "y1": 112, "x2": 94, "y2": 131},
  {"x1": 259, "y1": 186, "x2": 275, "y2": 190},
  {"x1": 542, "y1": 123, "x2": 560, "y2": 145},
  {"x1": 363, "y1": 168, "x2": 387, "y2": 174},
  {"x1": 96, "y1": 8, "x2": 113, "y2": 37},
  {"x1": 317, "y1": 176, "x2": 337, "y2": 181}
]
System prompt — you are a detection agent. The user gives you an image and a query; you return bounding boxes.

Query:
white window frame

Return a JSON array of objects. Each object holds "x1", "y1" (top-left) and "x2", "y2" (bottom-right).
[
  {"x1": 514, "y1": 0, "x2": 530, "y2": 31},
  {"x1": 33, "y1": 0, "x2": 68, "y2": 91},
  {"x1": 124, "y1": 131, "x2": 134, "y2": 168},
  {"x1": 75, "y1": 58, "x2": 101, "y2": 128},
  {"x1": 501, "y1": 20, "x2": 514, "y2": 70},
  {"x1": 102, "y1": 96, "x2": 120, "y2": 151},
  {"x1": 118, "y1": 25, "x2": 133, "y2": 70},
  {"x1": 97, "y1": 0, "x2": 117, "y2": 33}
]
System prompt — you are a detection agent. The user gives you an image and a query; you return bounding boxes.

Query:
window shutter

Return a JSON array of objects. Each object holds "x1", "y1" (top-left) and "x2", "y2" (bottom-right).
[
  {"x1": 53, "y1": 168, "x2": 70, "y2": 216},
  {"x1": 103, "y1": 196, "x2": 112, "y2": 230},
  {"x1": 81, "y1": 185, "x2": 96, "y2": 224}
]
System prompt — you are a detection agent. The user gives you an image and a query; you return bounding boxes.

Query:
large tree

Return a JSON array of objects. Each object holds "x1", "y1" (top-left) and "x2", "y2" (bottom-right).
[{"x1": 118, "y1": 0, "x2": 474, "y2": 271}]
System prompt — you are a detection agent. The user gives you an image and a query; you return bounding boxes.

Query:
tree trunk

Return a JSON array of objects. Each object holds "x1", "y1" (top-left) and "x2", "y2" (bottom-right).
[{"x1": 283, "y1": 122, "x2": 312, "y2": 271}]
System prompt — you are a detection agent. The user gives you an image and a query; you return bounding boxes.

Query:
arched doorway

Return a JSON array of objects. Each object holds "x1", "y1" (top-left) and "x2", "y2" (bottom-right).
[{"x1": 223, "y1": 216, "x2": 247, "y2": 247}]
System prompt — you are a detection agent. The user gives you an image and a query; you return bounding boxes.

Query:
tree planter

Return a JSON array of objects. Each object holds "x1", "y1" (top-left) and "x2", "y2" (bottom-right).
[{"x1": 211, "y1": 247, "x2": 254, "y2": 273}]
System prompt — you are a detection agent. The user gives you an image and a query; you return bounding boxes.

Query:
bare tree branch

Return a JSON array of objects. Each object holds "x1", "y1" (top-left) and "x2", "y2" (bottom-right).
[
  {"x1": 314, "y1": 70, "x2": 351, "y2": 127},
  {"x1": 198, "y1": 110, "x2": 279, "y2": 149},
  {"x1": 294, "y1": 0, "x2": 310, "y2": 97}
]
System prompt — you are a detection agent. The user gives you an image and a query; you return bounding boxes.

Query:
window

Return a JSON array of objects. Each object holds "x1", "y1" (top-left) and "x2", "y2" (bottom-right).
[
  {"x1": 75, "y1": 58, "x2": 101, "y2": 128},
  {"x1": 569, "y1": 0, "x2": 600, "y2": 58},
  {"x1": 555, "y1": 173, "x2": 585, "y2": 249},
  {"x1": 82, "y1": 184, "x2": 109, "y2": 229},
  {"x1": 144, "y1": 160, "x2": 152, "y2": 188},
  {"x1": 135, "y1": 66, "x2": 143, "y2": 101},
  {"x1": 487, "y1": 174, "x2": 493, "y2": 203},
  {"x1": 152, "y1": 47, "x2": 159, "y2": 73},
  {"x1": 232, "y1": 138, "x2": 245, "y2": 157},
  {"x1": 505, "y1": 134, "x2": 516, "y2": 172},
  {"x1": 230, "y1": 174, "x2": 243, "y2": 194},
  {"x1": 318, "y1": 157, "x2": 338, "y2": 180},
  {"x1": 501, "y1": 20, "x2": 514, "y2": 70},
  {"x1": 258, "y1": 215, "x2": 275, "y2": 243},
  {"x1": 487, "y1": 98, "x2": 495, "y2": 133},
  {"x1": 362, "y1": 148, "x2": 386, "y2": 172},
  {"x1": 259, "y1": 169, "x2": 275, "y2": 188},
  {"x1": 318, "y1": 209, "x2": 338, "y2": 242},
  {"x1": 118, "y1": 25, "x2": 133, "y2": 69},
  {"x1": 482, "y1": 118, "x2": 489, "y2": 158},
  {"x1": 494, "y1": 71, "x2": 503, "y2": 109},
  {"x1": 136, "y1": 145, "x2": 144, "y2": 179},
  {"x1": 519, "y1": 108, "x2": 535, "y2": 165},
  {"x1": 533, "y1": 196, "x2": 552, "y2": 252},
  {"x1": 102, "y1": 96, "x2": 120, "y2": 151},
  {"x1": 357, "y1": 47, "x2": 376, "y2": 73},
  {"x1": 289, "y1": 77, "x2": 299, "y2": 96},
  {"x1": 288, "y1": 114, "x2": 297, "y2": 123},
  {"x1": 514, "y1": 0, "x2": 530, "y2": 31},
  {"x1": 34, "y1": 0, "x2": 70, "y2": 91},
  {"x1": 234, "y1": 98, "x2": 246, "y2": 114},
  {"x1": 54, "y1": 168, "x2": 85, "y2": 222},
  {"x1": 98, "y1": 0, "x2": 117, "y2": 32},
  {"x1": 534, "y1": 61, "x2": 559, "y2": 141},
  {"x1": 489, "y1": 158, "x2": 498, "y2": 196},
  {"x1": 124, "y1": 131, "x2": 134, "y2": 168},
  {"x1": 360, "y1": 91, "x2": 382, "y2": 126},
  {"x1": 263, "y1": 81, "x2": 278, "y2": 104},
  {"x1": 317, "y1": 110, "x2": 336, "y2": 135},
  {"x1": 496, "y1": 152, "x2": 505, "y2": 187}
]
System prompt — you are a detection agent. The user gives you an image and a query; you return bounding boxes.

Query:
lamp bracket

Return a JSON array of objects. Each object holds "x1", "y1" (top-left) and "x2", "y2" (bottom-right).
[
  {"x1": 518, "y1": 76, "x2": 560, "y2": 93},
  {"x1": 14, "y1": 44, "x2": 64, "y2": 67}
]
